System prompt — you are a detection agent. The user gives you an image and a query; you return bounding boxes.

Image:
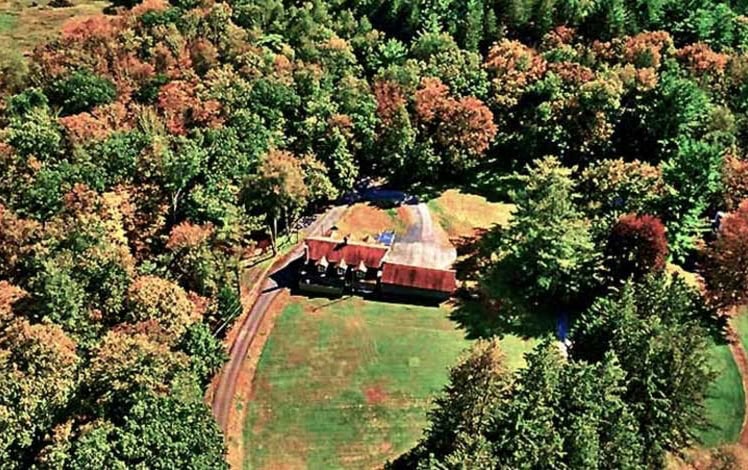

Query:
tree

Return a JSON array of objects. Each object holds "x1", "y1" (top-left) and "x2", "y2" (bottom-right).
[
  {"x1": 47, "y1": 70, "x2": 117, "y2": 116},
  {"x1": 37, "y1": 395, "x2": 228, "y2": 469},
  {"x1": 177, "y1": 322, "x2": 227, "y2": 386},
  {"x1": 605, "y1": 214, "x2": 668, "y2": 281},
  {"x1": 126, "y1": 276, "x2": 198, "y2": 339},
  {"x1": 702, "y1": 200, "x2": 748, "y2": 309},
  {"x1": 722, "y1": 153, "x2": 748, "y2": 211},
  {"x1": 486, "y1": 156, "x2": 599, "y2": 304},
  {"x1": 662, "y1": 138, "x2": 725, "y2": 259},
  {"x1": 436, "y1": 96, "x2": 497, "y2": 168},
  {"x1": 396, "y1": 340, "x2": 645, "y2": 469},
  {"x1": 578, "y1": 159, "x2": 667, "y2": 219},
  {"x1": 404, "y1": 338, "x2": 509, "y2": 464},
  {"x1": 571, "y1": 274, "x2": 717, "y2": 466},
  {"x1": 244, "y1": 149, "x2": 309, "y2": 254},
  {"x1": 0, "y1": 320, "x2": 79, "y2": 466},
  {"x1": 84, "y1": 331, "x2": 190, "y2": 410}
]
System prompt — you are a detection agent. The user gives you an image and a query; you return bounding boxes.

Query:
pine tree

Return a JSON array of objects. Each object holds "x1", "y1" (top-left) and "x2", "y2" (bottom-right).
[{"x1": 485, "y1": 156, "x2": 600, "y2": 304}]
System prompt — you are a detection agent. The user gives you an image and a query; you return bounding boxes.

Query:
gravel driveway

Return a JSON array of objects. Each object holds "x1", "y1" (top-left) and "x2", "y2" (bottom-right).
[{"x1": 386, "y1": 203, "x2": 456, "y2": 269}]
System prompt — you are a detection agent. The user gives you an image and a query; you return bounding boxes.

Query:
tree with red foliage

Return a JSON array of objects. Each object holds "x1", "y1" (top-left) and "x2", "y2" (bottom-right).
[
  {"x1": 703, "y1": 200, "x2": 748, "y2": 309},
  {"x1": 605, "y1": 214, "x2": 668, "y2": 281},
  {"x1": 373, "y1": 80, "x2": 406, "y2": 126}
]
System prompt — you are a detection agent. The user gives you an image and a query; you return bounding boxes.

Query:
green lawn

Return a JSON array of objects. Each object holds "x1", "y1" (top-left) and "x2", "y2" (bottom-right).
[
  {"x1": 243, "y1": 297, "x2": 468, "y2": 469},
  {"x1": 736, "y1": 307, "x2": 748, "y2": 351},
  {"x1": 697, "y1": 340, "x2": 744, "y2": 447},
  {"x1": 243, "y1": 296, "x2": 544, "y2": 469}
]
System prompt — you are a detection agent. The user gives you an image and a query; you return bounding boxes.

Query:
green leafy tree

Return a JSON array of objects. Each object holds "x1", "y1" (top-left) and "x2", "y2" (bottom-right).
[
  {"x1": 47, "y1": 70, "x2": 117, "y2": 116},
  {"x1": 486, "y1": 156, "x2": 600, "y2": 303},
  {"x1": 178, "y1": 322, "x2": 227, "y2": 386}
]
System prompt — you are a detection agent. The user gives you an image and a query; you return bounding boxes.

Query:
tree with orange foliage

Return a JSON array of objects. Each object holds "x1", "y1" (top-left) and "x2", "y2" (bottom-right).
[
  {"x1": 413, "y1": 77, "x2": 497, "y2": 169},
  {"x1": 0, "y1": 205, "x2": 39, "y2": 280},
  {"x1": 413, "y1": 77, "x2": 449, "y2": 123},
  {"x1": 373, "y1": 79, "x2": 406, "y2": 126},
  {"x1": 484, "y1": 40, "x2": 547, "y2": 108},
  {"x1": 723, "y1": 154, "x2": 748, "y2": 211},
  {"x1": 0, "y1": 281, "x2": 25, "y2": 325},
  {"x1": 157, "y1": 80, "x2": 222, "y2": 135},
  {"x1": 702, "y1": 200, "x2": 748, "y2": 309},
  {"x1": 437, "y1": 96, "x2": 497, "y2": 165},
  {"x1": 677, "y1": 43, "x2": 730, "y2": 78}
]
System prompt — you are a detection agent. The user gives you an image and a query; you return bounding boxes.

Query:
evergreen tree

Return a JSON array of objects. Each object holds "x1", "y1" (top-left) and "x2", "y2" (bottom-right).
[{"x1": 485, "y1": 156, "x2": 600, "y2": 304}]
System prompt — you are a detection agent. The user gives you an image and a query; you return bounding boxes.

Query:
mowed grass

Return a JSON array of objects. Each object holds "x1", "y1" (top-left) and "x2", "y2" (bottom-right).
[
  {"x1": 736, "y1": 306, "x2": 748, "y2": 352},
  {"x1": 697, "y1": 340, "x2": 744, "y2": 447},
  {"x1": 428, "y1": 189, "x2": 515, "y2": 239},
  {"x1": 333, "y1": 203, "x2": 408, "y2": 242},
  {"x1": 244, "y1": 297, "x2": 470, "y2": 469},
  {"x1": 244, "y1": 295, "x2": 546, "y2": 469},
  {"x1": 0, "y1": 0, "x2": 109, "y2": 51}
]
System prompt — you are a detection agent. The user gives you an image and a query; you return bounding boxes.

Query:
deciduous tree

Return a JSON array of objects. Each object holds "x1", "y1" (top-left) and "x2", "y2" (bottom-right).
[
  {"x1": 605, "y1": 214, "x2": 669, "y2": 281},
  {"x1": 702, "y1": 200, "x2": 748, "y2": 309}
]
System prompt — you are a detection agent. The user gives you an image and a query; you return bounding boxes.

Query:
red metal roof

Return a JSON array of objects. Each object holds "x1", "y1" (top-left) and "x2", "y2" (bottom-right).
[
  {"x1": 381, "y1": 263, "x2": 457, "y2": 293},
  {"x1": 305, "y1": 237, "x2": 389, "y2": 268}
]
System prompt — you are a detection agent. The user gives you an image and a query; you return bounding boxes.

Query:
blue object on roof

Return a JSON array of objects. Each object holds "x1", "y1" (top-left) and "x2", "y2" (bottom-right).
[
  {"x1": 556, "y1": 311, "x2": 569, "y2": 342},
  {"x1": 377, "y1": 231, "x2": 395, "y2": 246}
]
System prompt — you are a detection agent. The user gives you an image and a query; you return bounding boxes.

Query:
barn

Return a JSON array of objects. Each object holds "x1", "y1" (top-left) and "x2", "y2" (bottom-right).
[
  {"x1": 299, "y1": 236, "x2": 457, "y2": 301},
  {"x1": 299, "y1": 236, "x2": 390, "y2": 295},
  {"x1": 380, "y1": 263, "x2": 457, "y2": 301}
]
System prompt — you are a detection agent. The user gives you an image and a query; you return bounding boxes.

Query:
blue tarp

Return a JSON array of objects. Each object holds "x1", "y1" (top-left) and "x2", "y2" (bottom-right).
[{"x1": 377, "y1": 231, "x2": 395, "y2": 246}]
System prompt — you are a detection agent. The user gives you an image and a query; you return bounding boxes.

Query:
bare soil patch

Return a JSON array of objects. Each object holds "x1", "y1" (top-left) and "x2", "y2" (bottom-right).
[{"x1": 363, "y1": 383, "x2": 389, "y2": 405}]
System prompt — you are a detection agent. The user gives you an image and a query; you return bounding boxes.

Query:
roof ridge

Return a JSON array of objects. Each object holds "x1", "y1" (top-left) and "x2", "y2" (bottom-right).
[{"x1": 306, "y1": 236, "x2": 389, "y2": 249}]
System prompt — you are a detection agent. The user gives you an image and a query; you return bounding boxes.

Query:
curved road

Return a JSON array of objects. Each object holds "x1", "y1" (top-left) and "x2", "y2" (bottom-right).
[{"x1": 211, "y1": 207, "x2": 345, "y2": 432}]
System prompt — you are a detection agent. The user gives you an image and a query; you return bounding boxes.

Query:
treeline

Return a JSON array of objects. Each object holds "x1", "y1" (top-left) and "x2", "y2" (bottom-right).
[{"x1": 1, "y1": 0, "x2": 748, "y2": 467}]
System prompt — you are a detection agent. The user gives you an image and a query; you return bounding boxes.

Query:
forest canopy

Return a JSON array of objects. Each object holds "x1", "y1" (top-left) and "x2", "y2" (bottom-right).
[{"x1": 2, "y1": 0, "x2": 748, "y2": 467}]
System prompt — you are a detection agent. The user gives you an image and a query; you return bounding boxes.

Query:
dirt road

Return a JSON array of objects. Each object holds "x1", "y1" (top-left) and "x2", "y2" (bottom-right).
[{"x1": 211, "y1": 206, "x2": 345, "y2": 432}]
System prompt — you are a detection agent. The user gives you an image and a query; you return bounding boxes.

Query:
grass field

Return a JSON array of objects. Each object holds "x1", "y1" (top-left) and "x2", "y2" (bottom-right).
[
  {"x1": 697, "y1": 340, "x2": 744, "y2": 447},
  {"x1": 736, "y1": 307, "x2": 748, "y2": 351},
  {"x1": 333, "y1": 203, "x2": 408, "y2": 242},
  {"x1": 243, "y1": 296, "x2": 544, "y2": 469},
  {"x1": 0, "y1": 0, "x2": 108, "y2": 51},
  {"x1": 427, "y1": 189, "x2": 514, "y2": 239}
]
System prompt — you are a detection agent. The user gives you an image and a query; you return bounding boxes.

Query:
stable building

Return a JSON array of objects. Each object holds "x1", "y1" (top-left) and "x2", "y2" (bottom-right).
[
  {"x1": 380, "y1": 263, "x2": 457, "y2": 301},
  {"x1": 299, "y1": 236, "x2": 390, "y2": 295},
  {"x1": 299, "y1": 236, "x2": 457, "y2": 301}
]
